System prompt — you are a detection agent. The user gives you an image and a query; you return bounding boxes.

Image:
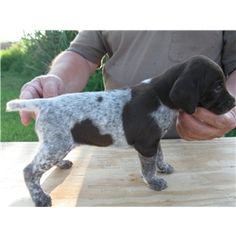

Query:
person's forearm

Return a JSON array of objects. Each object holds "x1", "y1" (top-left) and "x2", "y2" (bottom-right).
[
  {"x1": 226, "y1": 69, "x2": 236, "y2": 122},
  {"x1": 48, "y1": 50, "x2": 98, "y2": 93},
  {"x1": 226, "y1": 69, "x2": 236, "y2": 98}
]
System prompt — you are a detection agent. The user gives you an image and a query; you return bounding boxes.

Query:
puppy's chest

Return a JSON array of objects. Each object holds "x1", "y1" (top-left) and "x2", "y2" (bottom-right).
[{"x1": 150, "y1": 104, "x2": 176, "y2": 136}]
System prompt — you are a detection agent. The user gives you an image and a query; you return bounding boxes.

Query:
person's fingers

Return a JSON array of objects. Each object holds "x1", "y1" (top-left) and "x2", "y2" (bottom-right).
[
  {"x1": 20, "y1": 75, "x2": 64, "y2": 99},
  {"x1": 193, "y1": 107, "x2": 236, "y2": 131},
  {"x1": 20, "y1": 111, "x2": 35, "y2": 126},
  {"x1": 19, "y1": 74, "x2": 65, "y2": 125},
  {"x1": 176, "y1": 111, "x2": 222, "y2": 140},
  {"x1": 20, "y1": 78, "x2": 43, "y2": 99},
  {"x1": 19, "y1": 84, "x2": 39, "y2": 126},
  {"x1": 42, "y1": 78, "x2": 64, "y2": 98}
]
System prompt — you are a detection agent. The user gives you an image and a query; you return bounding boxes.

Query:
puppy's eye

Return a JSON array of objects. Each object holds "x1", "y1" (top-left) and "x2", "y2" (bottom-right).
[
  {"x1": 214, "y1": 85, "x2": 222, "y2": 92},
  {"x1": 213, "y1": 81, "x2": 224, "y2": 92}
]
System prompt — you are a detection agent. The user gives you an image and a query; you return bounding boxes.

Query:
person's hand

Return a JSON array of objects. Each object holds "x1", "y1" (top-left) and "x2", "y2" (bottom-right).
[
  {"x1": 19, "y1": 74, "x2": 65, "y2": 126},
  {"x1": 176, "y1": 107, "x2": 236, "y2": 140}
]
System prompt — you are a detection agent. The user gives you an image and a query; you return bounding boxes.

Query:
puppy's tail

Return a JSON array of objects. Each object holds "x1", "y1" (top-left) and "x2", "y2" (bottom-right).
[{"x1": 6, "y1": 99, "x2": 46, "y2": 112}]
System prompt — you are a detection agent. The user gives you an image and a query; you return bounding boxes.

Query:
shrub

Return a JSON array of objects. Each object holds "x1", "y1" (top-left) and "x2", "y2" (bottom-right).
[
  {"x1": 1, "y1": 42, "x2": 25, "y2": 72},
  {"x1": 22, "y1": 31, "x2": 78, "y2": 76},
  {"x1": 84, "y1": 69, "x2": 104, "y2": 91}
]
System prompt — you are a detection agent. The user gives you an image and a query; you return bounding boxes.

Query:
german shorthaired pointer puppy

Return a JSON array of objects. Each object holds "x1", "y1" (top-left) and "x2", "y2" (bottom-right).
[{"x1": 7, "y1": 55, "x2": 235, "y2": 206}]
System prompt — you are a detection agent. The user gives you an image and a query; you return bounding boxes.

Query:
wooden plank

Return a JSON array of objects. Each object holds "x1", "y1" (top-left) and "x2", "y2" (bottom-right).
[{"x1": 1, "y1": 138, "x2": 235, "y2": 206}]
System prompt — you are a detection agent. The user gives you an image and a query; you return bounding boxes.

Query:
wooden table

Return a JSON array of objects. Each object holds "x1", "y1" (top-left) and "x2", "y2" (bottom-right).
[{"x1": 1, "y1": 138, "x2": 235, "y2": 207}]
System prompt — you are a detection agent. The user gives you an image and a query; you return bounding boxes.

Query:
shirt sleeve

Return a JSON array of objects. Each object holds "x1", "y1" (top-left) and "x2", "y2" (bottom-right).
[
  {"x1": 67, "y1": 31, "x2": 107, "y2": 64},
  {"x1": 222, "y1": 31, "x2": 236, "y2": 75}
]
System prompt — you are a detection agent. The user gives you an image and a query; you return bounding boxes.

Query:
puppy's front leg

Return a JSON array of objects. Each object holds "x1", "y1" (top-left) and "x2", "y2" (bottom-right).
[
  {"x1": 156, "y1": 143, "x2": 174, "y2": 174},
  {"x1": 138, "y1": 153, "x2": 167, "y2": 191}
]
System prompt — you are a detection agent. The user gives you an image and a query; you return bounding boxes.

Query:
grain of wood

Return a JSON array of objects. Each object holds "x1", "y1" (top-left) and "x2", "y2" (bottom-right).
[{"x1": 1, "y1": 138, "x2": 235, "y2": 206}]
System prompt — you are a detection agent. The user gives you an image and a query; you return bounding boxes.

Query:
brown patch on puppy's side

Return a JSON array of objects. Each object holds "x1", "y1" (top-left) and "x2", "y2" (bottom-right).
[{"x1": 71, "y1": 119, "x2": 113, "y2": 146}]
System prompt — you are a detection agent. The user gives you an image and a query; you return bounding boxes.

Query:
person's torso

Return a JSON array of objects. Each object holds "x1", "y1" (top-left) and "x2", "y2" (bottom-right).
[{"x1": 101, "y1": 31, "x2": 223, "y2": 90}]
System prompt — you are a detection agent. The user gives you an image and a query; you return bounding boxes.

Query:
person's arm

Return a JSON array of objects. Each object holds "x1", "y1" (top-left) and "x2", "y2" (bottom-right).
[
  {"x1": 48, "y1": 50, "x2": 98, "y2": 93},
  {"x1": 176, "y1": 70, "x2": 236, "y2": 140},
  {"x1": 226, "y1": 69, "x2": 236, "y2": 97},
  {"x1": 20, "y1": 50, "x2": 98, "y2": 125}
]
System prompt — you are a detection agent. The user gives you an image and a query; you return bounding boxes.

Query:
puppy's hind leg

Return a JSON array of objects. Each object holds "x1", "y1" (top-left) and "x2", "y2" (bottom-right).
[
  {"x1": 24, "y1": 142, "x2": 72, "y2": 207},
  {"x1": 56, "y1": 160, "x2": 73, "y2": 169},
  {"x1": 56, "y1": 144, "x2": 75, "y2": 169},
  {"x1": 156, "y1": 143, "x2": 174, "y2": 174}
]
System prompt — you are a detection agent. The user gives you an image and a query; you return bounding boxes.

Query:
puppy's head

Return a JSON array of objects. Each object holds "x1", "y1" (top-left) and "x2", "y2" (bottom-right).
[
  {"x1": 199, "y1": 79, "x2": 235, "y2": 114},
  {"x1": 169, "y1": 55, "x2": 235, "y2": 114}
]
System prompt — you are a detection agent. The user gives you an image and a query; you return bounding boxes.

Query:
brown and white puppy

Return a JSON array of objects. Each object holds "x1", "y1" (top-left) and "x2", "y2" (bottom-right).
[{"x1": 7, "y1": 55, "x2": 235, "y2": 206}]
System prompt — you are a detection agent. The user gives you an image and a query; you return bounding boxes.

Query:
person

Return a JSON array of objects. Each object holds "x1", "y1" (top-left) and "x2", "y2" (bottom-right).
[{"x1": 19, "y1": 31, "x2": 236, "y2": 140}]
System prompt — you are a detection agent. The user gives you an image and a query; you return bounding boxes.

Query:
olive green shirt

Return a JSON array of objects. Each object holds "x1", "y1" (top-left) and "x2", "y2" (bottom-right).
[{"x1": 67, "y1": 31, "x2": 236, "y2": 138}]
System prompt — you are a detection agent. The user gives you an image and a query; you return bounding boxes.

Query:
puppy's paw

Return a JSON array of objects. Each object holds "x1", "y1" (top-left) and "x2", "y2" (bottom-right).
[
  {"x1": 158, "y1": 163, "x2": 174, "y2": 174},
  {"x1": 146, "y1": 177, "x2": 168, "y2": 191},
  {"x1": 57, "y1": 160, "x2": 73, "y2": 169},
  {"x1": 34, "y1": 193, "x2": 52, "y2": 207}
]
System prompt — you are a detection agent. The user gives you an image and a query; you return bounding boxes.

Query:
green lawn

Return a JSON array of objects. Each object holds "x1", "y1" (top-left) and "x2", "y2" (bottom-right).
[{"x1": 1, "y1": 71, "x2": 38, "y2": 141}]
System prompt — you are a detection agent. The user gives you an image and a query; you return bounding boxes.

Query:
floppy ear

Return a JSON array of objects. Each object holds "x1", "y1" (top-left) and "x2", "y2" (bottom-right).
[
  {"x1": 169, "y1": 55, "x2": 225, "y2": 114},
  {"x1": 169, "y1": 63, "x2": 201, "y2": 114}
]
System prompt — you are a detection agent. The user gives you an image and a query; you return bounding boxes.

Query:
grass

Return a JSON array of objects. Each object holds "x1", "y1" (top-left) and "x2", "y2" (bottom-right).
[
  {"x1": 1, "y1": 71, "x2": 38, "y2": 141},
  {"x1": 225, "y1": 128, "x2": 236, "y2": 137}
]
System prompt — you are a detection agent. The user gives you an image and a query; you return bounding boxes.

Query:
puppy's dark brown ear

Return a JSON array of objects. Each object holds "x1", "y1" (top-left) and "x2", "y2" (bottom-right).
[
  {"x1": 169, "y1": 55, "x2": 225, "y2": 114},
  {"x1": 169, "y1": 74, "x2": 199, "y2": 114},
  {"x1": 169, "y1": 61, "x2": 202, "y2": 114}
]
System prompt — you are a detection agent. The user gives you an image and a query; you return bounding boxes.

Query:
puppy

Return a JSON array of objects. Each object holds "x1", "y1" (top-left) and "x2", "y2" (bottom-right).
[{"x1": 6, "y1": 55, "x2": 235, "y2": 206}]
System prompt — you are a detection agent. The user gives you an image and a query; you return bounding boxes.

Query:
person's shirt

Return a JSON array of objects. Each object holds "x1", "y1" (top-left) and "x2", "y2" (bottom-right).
[{"x1": 67, "y1": 31, "x2": 236, "y2": 138}]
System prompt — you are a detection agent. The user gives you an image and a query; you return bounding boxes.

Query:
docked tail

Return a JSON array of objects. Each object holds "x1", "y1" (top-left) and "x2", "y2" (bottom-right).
[{"x1": 6, "y1": 99, "x2": 44, "y2": 112}]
